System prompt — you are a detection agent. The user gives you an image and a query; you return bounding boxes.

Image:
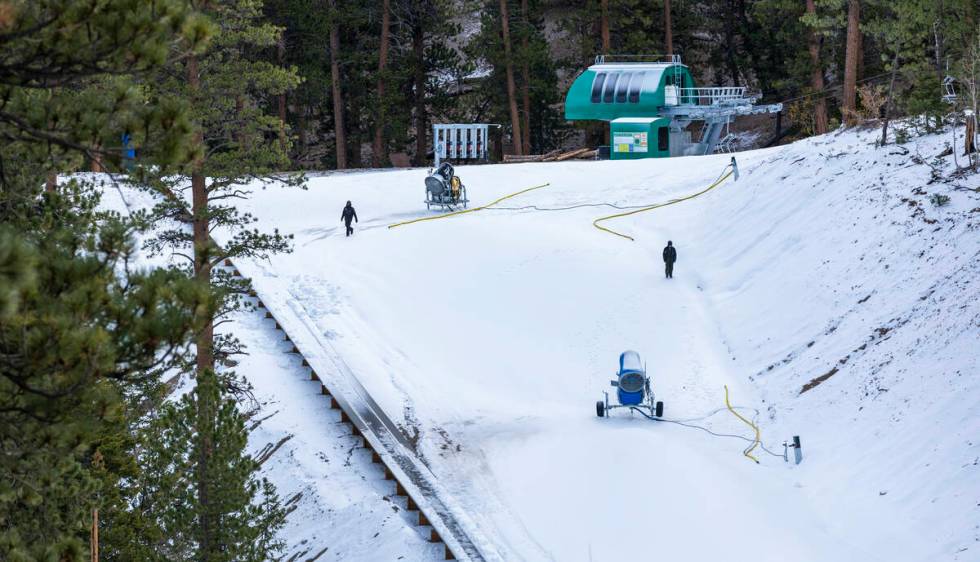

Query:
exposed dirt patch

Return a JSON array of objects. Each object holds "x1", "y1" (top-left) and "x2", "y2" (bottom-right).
[{"x1": 800, "y1": 367, "x2": 838, "y2": 394}]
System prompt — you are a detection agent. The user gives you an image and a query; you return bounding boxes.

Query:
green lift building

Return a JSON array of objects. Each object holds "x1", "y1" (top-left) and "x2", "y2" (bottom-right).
[{"x1": 564, "y1": 55, "x2": 782, "y2": 159}]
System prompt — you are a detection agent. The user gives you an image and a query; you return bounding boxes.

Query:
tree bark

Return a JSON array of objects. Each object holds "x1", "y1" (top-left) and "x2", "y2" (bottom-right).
[
  {"x1": 724, "y1": 0, "x2": 739, "y2": 84},
  {"x1": 187, "y1": 53, "x2": 214, "y2": 561},
  {"x1": 520, "y1": 0, "x2": 531, "y2": 154},
  {"x1": 664, "y1": 0, "x2": 673, "y2": 56},
  {"x1": 411, "y1": 8, "x2": 427, "y2": 166},
  {"x1": 328, "y1": 0, "x2": 347, "y2": 169},
  {"x1": 298, "y1": 104, "x2": 307, "y2": 156},
  {"x1": 90, "y1": 507, "x2": 98, "y2": 562},
  {"x1": 965, "y1": 115, "x2": 976, "y2": 154},
  {"x1": 842, "y1": 0, "x2": 861, "y2": 126},
  {"x1": 277, "y1": 35, "x2": 288, "y2": 155},
  {"x1": 600, "y1": 0, "x2": 610, "y2": 52},
  {"x1": 499, "y1": 0, "x2": 524, "y2": 155},
  {"x1": 90, "y1": 145, "x2": 104, "y2": 173},
  {"x1": 880, "y1": 52, "x2": 899, "y2": 145},
  {"x1": 45, "y1": 171, "x2": 56, "y2": 192},
  {"x1": 373, "y1": 0, "x2": 390, "y2": 167},
  {"x1": 805, "y1": 0, "x2": 828, "y2": 134}
]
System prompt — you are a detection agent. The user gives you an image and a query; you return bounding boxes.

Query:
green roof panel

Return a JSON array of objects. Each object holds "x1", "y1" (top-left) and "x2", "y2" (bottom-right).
[{"x1": 564, "y1": 62, "x2": 696, "y2": 121}]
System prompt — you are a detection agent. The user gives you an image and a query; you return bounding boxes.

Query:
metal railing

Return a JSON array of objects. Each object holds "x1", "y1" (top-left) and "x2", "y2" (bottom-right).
[
  {"x1": 679, "y1": 87, "x2": 749, "y2": 105},
  {"x1": 594, "y1": 54, "x2": 683, "y2": 65}
]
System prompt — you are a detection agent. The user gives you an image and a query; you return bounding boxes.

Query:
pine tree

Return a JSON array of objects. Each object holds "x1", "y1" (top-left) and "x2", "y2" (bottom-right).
[
  {"x1": 499, "y1": 0, "x2": 524, "y2": 155},
  {"x1": 374, "y1": 0, "x2": 393, "y2": 166},
  {"x1": 0, "y1": 1, "x2": 205, "y2": 559},
  {"x1": 0, "y1": 185, "x2": 204, "y2": 560},
  {"x1": 133, "y1": 2, "x2": 299, "y2": 557},
  {"x1": 805, "y1": 0, "x2": 830, "y2": 134},
  {"x1": 134, "y1": 370, "x2": 285, "y2": 561},
  {"x1": 842, "y1": 0, "x2": 862, "y2": 125},
  {"x1": 137, "y1": 0, "x2": 301, "y2": 378}
]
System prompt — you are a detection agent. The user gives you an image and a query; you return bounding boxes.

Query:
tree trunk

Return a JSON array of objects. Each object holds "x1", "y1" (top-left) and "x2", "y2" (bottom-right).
[
  {"x1": 664, "y1": 0, "x2": 673, "y2": 56},
  {"x1": 965, "y1": 115, "x2": 976, "y2": 154},
  {"x1": 235, "y1": 96, "x2": 246, "y2": 148},
  {"x1": 90, "y1": 508, "x2": 98, "y2": 562},
  {"x1": 277, "y1": 36, "x2": 288, "y2": 155},
  {"x1": 724, "y1": 0, "x2": 739, "y2": 84},
  {"x1": 805, "y1": 0, "x2": 828, "y2": 134},
  {"x1": 600, "y1": 0, "x2": 610, "y2": 52},
  {"x1": 90, "y1": 145, "x2": 104, "y2": 173},
  {"x1": 520, "y1": 0, "x2": 531, "y2": 154},
  {"x1": 842, "y1": 0, "x2": 861, "y2": 126},
  {"x1": 499, "y1": 0, "x2": 524, "y2": 156},
  {"x1": 328, "y1": 0, "x2": 347, "y2": 169},
  {"x1": 45, "y1": 171, "x2": 57, "y2": 192},
  {"x1": 880, "y1": 52, "x2": 900, "y2": 146},
  {"x1": 298, "y1": 104, "x2": 307, "y2": 157},
  {"x1": 187, "y1": 53, "x2": 214, "y2": 561},
  {"x1": 373, "y1": 0, "x2": 390, "y2": 167},
  {"x1": 412, "y1": 10, "x2": 427, "y2": 166}
]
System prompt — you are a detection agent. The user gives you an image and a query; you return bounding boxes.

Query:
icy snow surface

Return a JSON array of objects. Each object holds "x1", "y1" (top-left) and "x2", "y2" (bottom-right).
[{"x1": 114, "y1": 124, "x2": 978, "y2": 561}]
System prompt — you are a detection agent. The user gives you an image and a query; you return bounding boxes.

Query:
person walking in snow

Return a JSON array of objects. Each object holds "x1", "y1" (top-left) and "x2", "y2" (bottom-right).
[
  {"x1": 341, "y1": 200, "x2": 358, "y2": 237},
  {"x1": 662, "y1": 241, "x2": 677, "y2": 279}
]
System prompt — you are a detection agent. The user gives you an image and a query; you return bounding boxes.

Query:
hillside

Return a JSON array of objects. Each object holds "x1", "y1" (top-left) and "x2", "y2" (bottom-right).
[{"x1": 113, "y1": 124, "x2": 978, "y2": 560}]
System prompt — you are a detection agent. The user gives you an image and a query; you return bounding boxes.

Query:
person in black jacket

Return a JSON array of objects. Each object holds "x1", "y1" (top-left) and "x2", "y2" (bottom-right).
[
  {"x1": 341, "y1": 201, "x2": 358, "y2": 237},
  {"x1": 662, "y1": 241, "x2": 677, "y2": 279}
]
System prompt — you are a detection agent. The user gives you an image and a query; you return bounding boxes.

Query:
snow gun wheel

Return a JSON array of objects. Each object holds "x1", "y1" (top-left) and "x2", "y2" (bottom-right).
[
  {"x1": 596, "y1": 401, "x2": 605, "y2": 418},
  {"x1": 655, "y1": 401, "x2": 664, "y2": 418}
]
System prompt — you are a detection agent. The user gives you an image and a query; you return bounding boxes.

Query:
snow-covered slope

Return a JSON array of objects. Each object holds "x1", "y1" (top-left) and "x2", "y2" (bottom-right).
[
  {"x1": 98, "y1": 184, "x2": 441, "y2": 561},
  {"x1": 109, "y1": 123, "x2": 978, "y2": 561}
]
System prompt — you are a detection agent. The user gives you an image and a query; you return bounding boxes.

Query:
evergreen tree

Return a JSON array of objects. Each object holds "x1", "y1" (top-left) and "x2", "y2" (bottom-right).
[
  {"x1": 0, "y1": 1, "x2": 206, "y2": 559},
  {"x1": 136, "y1": 0, "x2": 301, "y2": 379},
  {"x1": 0, "y1": 185, "x2": 204, "y2": 560},
  {"x1": 469, "y1": 0, "x2": 565, "y2": 154},
  {"x1": 132, "y1": 370, "x2": 286, "y2": 561},
  {"x1": 133, "y1": 2, "x2": 299, "y2": 557}
]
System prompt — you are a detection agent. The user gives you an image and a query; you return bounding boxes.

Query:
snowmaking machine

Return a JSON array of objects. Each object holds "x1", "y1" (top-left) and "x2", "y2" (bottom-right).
[
  {"x1": 424, "y1": 162, "x2": 468, "y2": 211},
  {"x1": 596, "y1": 350, "x2": 664, "y2": 419}
]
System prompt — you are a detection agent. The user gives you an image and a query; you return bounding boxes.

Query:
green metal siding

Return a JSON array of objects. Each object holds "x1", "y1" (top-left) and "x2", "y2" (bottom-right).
[
  {"x1": 610, "y1": 118, "x2": 672, "y2": 160},
  {"x1": 564, "y1": 65, "x2": 695, "y2": 121}
]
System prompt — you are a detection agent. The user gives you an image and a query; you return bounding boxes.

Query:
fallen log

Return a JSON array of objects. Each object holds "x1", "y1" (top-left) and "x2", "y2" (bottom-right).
[
  {"x1": 555, "y1": 147, "x2": 591, "y2": 161},
  {"x1": 539, "y1": 148, "x2": 564, "y2": 162},
  {"x1": 503, "y1": 154, "x2": 544, "y2": 163}
]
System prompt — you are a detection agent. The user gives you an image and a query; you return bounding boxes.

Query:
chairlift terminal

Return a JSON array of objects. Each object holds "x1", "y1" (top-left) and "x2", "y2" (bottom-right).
[{"x1": 565, "y1": 54, "x2": 782, "y2": 158}]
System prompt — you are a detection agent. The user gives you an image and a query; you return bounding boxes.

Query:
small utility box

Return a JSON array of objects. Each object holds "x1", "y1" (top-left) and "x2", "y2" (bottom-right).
[{"x1": 610, "y1": 117, "x2": 671, "y2": 160}]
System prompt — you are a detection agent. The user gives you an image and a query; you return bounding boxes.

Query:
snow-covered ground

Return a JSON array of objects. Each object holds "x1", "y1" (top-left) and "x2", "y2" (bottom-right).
[
  {"x1": 99, "y1": 185, "x2": 441, "y2": 561},
  {"x1": 106, "y1": 123, "x2": 979, "y2": 561}
]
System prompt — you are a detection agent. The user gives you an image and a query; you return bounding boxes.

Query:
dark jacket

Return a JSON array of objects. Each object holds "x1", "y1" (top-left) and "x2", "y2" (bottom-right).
[
  {"x1": 662, "y1": 245, "x2": 677, "y2": 264},
  {"x1": 341, "y1": 205, "x2": 358, "y2": 224}
]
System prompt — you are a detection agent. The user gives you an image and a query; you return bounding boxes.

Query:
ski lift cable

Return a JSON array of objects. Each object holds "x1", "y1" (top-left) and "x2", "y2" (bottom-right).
[{"x1": 776, "y1": 70, "x2": 896, "y2": 106}]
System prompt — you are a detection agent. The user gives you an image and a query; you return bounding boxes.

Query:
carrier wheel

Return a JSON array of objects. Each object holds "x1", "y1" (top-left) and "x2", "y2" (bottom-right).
[
  {"x1": 596, "y1": 401, "x2": 605, "y2": 418},
  {"x1": 655, "y1": 401, "x2": 664, "y2": 418}
]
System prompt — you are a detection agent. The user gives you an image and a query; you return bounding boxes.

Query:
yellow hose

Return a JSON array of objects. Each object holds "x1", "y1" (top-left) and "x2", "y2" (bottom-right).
[
  {"x1": 388, "y1": 182, "x2": 551, "y2": 229},
  {"x1": 724, "y1": 385, "x2": 760, "y2": 464},
  {"x1": 592, "y1": 168, "x2": 734, "y2": 241}
]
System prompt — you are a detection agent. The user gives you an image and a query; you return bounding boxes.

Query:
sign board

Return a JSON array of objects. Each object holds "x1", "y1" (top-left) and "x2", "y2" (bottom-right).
[{"x1": 613, "y1": 132, "x2": 648, "y2": 153}]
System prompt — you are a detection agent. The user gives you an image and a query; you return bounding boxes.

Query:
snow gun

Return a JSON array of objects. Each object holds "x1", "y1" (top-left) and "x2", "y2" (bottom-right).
[
  {"x1": 424, "y1": 162, "x2": 468, "y2": 211},
  {"x1": 596, "y1": 350, "x2": 664, "y2": 419}
]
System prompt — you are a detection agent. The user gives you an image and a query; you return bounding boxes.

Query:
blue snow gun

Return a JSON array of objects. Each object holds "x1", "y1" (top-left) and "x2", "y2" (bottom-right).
[{"x1": 596, "y1": 350, "x2": 664, "y2": 419}]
